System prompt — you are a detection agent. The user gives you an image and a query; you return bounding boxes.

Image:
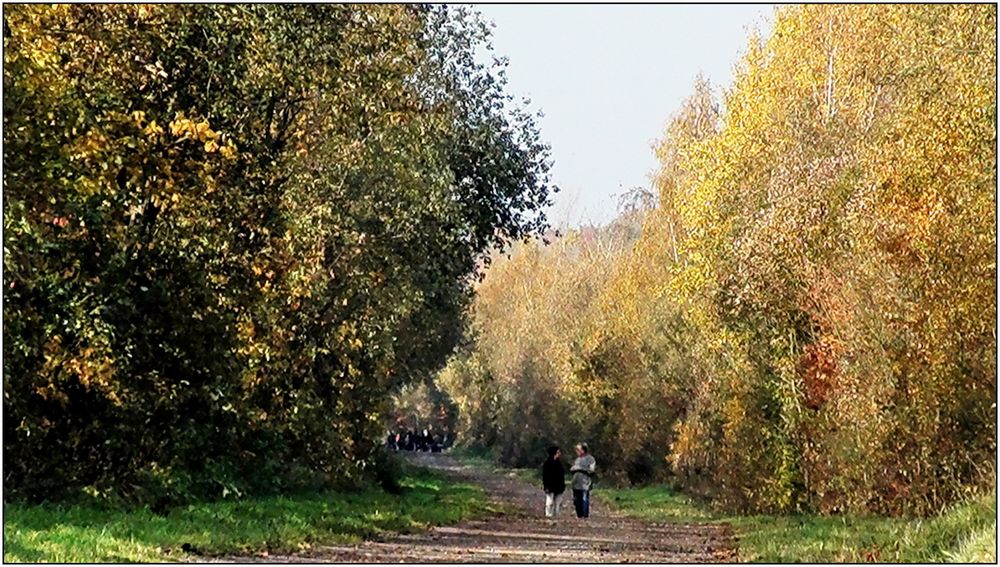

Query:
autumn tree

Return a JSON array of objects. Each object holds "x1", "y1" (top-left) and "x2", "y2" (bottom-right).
[
  {"x1": 3, "y1": 4, "x2": 553, "y2": 503},
  {"x1": 438, "y1": 4, "x2": 995, "y2": 515}
]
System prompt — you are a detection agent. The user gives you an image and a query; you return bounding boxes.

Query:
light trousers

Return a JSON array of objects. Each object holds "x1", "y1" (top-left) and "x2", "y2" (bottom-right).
[{"x1": 544, "y1": 491, "x2": 563, "y2": 517}]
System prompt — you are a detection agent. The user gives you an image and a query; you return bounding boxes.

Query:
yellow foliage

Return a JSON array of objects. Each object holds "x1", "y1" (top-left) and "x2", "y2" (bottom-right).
[{"x1": 439, "y1": 4, "x2": 995, "y2": 512}]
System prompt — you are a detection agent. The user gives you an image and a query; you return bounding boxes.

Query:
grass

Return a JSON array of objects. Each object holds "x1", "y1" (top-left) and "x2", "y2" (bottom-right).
[
  {"x1": 447, "y1": 447, "x2": 541, "y2": 484},
  {"x1": 4, "y1": 467, "x2": 495, "y2": 563},
  {"x1": 947, "y1": 520, "x2": 997, "y2": 563},
  {"x1": 602, "y1": 485, "x2": 997, "y2": 563}
]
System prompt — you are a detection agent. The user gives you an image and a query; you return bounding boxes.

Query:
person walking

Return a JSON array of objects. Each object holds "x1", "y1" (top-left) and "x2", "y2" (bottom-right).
[
  {"x1": 570, "y1": 442, "x2": 596, "y2": 519},
  {"x1": 541, "y1": 446, "x2": 566, "y2": 518}
]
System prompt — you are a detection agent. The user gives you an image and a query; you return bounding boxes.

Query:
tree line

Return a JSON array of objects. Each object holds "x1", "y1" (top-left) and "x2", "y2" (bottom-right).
[
  {"x1": 438, "y1": 4, "x2": 996, "y2": 516},
  {"x1": 3, "y1": 5, "x2": 554, "y2": 504}
]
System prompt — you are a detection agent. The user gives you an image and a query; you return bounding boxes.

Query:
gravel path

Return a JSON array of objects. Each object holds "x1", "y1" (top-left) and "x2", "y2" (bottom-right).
[{"x1": 216, "y1": 452, "x2": 737, "y2": 563}]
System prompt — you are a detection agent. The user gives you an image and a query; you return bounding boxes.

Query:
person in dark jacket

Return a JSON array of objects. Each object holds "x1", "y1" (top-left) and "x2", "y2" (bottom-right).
[{"x1": 542, "y1": 446, "x2": 566, "y2": 517}]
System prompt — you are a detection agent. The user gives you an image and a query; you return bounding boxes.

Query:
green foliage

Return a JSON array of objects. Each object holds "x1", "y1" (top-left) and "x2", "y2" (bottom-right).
[
  {"x1": 3, "y1": 5, "x2": 553, "y2": 504},
  {"x1": 605, "y1": 485, "x2": 996, "y2": 563},
  {"x1": 372, "y1": 450, "x2": 406, "y2": 495},
  {"x1": 3, "y1": 467, "x2": 494, "y2": 563}
]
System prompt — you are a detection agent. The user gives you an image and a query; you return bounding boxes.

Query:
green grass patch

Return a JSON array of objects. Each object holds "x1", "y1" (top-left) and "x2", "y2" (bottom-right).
[
  {"x1": 507, "y1": 466, "x2": 542, "y2": 484},
  {"x1": 602, "y1": 485, "x2": 996, "y2": 563},
  {"x1": 4, "y1": 467, "x2": 495, "y2": 563},
  {"x1": 947, "y1": 520, "x2": 996, "y2": 563},
  {"x1": 447, "y1": 448, "x2": 540, "y2": 484}
]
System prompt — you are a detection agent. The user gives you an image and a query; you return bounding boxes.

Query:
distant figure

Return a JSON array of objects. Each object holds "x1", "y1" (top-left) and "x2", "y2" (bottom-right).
[
  {"x1": 542, "y1": 446, "x2": 566, "y2": 518},
  {"x1": 386, "y1": 431, "x2": 396, "y2": 451},
  {"x1": 421, "y1": 429, "x2": 431, "y2": 452},
  {"x1": 570, "y1": 442, "x2": 596, "y2": 519},
  {"x1": 431, "y1": 434, "x2": 443, "y2": 453}
]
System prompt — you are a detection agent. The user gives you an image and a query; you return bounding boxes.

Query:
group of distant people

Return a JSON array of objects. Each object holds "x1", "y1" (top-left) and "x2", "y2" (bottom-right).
[
  {"x1": 385, "y1": 428, "x2": 451, "y2": 453},
  {"x1": 541, "y1": 442, "x2": 597, "y2": 519}
]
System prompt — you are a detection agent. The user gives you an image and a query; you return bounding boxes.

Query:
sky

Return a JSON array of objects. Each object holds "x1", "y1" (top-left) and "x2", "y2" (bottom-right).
[{"x1": 476, "y1": 5, "x2": 776, "y2": 228}]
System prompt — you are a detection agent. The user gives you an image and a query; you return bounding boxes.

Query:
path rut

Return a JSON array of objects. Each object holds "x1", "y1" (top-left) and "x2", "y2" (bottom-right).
[{"x1": 216, "y1": 452, "x2": 738, "y2": 563}]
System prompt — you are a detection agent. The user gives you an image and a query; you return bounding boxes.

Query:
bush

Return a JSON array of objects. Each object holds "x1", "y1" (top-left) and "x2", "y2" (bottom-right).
[
  {"x1": 372, "y1": 450, "x2": 406, "y2": 495},
  {"x1": 3, "y1": 5, "x2": 553, "y2": 504}
]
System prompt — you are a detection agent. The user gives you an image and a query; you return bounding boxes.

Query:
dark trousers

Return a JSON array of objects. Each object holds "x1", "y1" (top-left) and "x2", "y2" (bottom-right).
[{"x1": 572, "y1": 489, "x2": 590, "y2": 518}]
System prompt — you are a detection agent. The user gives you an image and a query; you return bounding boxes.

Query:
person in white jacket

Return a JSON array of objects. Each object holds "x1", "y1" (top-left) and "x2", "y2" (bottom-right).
[{"x1": 569, "y1": 442, "x2": 596, "y2": 518}]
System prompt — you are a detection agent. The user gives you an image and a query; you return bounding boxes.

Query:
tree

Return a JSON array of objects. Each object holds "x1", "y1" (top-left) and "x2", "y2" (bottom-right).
[
  {"x1": 436, "y1": 4, "x2": 996, "y2": 514},
  {"x1": 3, "y1": 4, "x2": 554, "y2": 503}
]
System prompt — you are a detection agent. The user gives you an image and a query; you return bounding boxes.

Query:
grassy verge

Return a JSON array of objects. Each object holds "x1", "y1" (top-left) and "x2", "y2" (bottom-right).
[
  {"x1": 602, "y1": 485, "x2": 996, "y2": 562},
  {"x1": 947, "y1": 520, "x2": 997, "y2": 563},
  {"x1": 4, "y1": 466, "x2": 495, "y2": 563},
  {"x1": 447, "y1": 448, "x2": 540, "y2": 484}
]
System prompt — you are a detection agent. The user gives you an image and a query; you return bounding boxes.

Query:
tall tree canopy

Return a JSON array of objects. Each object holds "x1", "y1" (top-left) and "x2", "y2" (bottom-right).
[
  {"x1": 439, "y1": 4, "x2": 995, "y2": 516},
  {"x1": 3, "y1": 4, "x2": 554, "y2": 503}
]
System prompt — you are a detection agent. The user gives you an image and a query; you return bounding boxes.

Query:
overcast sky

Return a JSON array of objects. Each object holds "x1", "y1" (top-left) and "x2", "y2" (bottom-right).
[{"x1": 476, "y1": 4, "x2": 776, "y2": 228}]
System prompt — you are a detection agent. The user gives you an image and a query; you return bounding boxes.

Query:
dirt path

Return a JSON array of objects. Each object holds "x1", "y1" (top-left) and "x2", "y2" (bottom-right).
[{"x1": 218, "y1": 452, "x2": 737, "y2": 563}]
